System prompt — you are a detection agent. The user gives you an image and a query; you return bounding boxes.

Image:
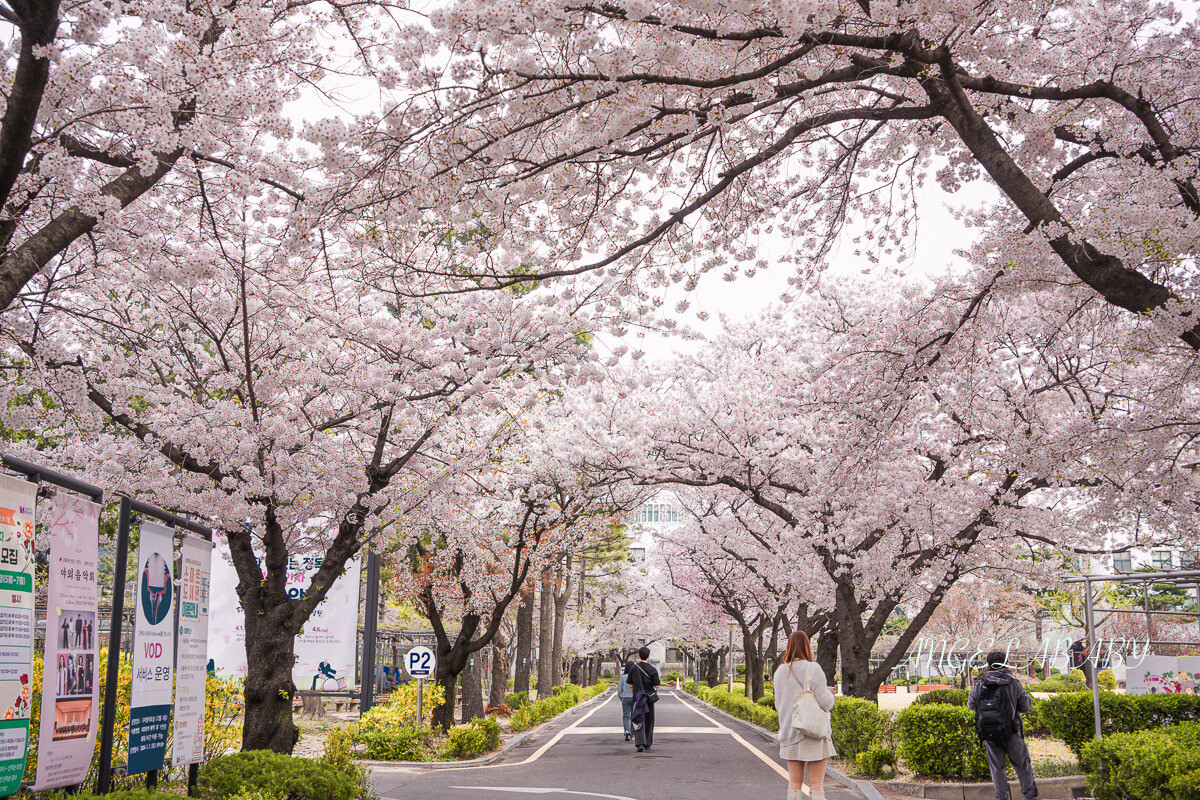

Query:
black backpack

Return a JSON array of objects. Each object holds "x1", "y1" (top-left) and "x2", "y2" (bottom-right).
[{"x1": 974, "y1": 680, "x2": 1017, "y2": 743}]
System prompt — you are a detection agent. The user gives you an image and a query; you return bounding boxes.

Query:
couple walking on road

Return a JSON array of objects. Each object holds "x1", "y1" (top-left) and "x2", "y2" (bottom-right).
[{"x1": 616, "y1": 646, "x2": 661, "y2": 752}]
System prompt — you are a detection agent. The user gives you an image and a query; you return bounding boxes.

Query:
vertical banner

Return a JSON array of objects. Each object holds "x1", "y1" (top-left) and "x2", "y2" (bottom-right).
[
  {"x1": 170, "y1": 536, "x2": 212, "y2": 766},
  {"x1": 33, "y1": 493, "x2": 101, "y2": 790},
  {"x1": 208, "y1": 545, "x2": 360, "y2": 689},
  {"x1": 127, "y1": 520, "x2": 176, "y2": 775},
  {"x1": 0, "y1": 474, "x2": 35, "y2": 796}
]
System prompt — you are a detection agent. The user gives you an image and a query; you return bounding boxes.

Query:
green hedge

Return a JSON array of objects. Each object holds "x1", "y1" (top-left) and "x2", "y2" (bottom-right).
[
  {"x1": 831, "y1": 697, "x2": 887, "y2": 761},
  {"x1": 510, "y1": 681, "x2": 608, "y2": 732},
  {"x1": 691, "y1": 684, "x2": 779, "y2": 731},
  {"x1": 198, "y1": 750, "x2": 356, "y2": 800},
  {"x1": 1028, "y1": 672, "x2": 1088, "y2": 693},
  {"x1": 1080, "y1": 722, "x2": 1200, "y2": 800},
  {"x1": 1041, "y1": 692, "x2": 1200, "y2": 757},
  {"x1": 895, "y1": 704, "x2": 988, "y2": 780},
  {"x1": 913, "y1": 688, "x2": 968, "y2": 706},
  {"x1": 440, "y1": 716, "x2": 501, "y2": 760}
]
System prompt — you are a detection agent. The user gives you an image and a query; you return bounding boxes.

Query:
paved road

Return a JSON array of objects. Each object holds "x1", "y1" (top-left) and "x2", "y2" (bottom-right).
[{"x1": 369, "y1": 689, "x2": 863, "y2": 800}]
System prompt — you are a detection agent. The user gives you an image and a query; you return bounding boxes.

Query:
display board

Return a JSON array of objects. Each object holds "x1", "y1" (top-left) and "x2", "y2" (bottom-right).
[
  {"x1": 208, "y1": 545, "x2": 361, "y2": 689},
  {"x1": 127, "y1": 520, "x2": 176, "y2": 775},
  {"x1": 170, "y1": 536, "x2": 212, "y2": 766},
  {"x1": 0, "y1": 474, "x2": 36, "y2": 795},
  {"x1": 1126, "y1": 653, "x2": 1200, "y2": 695},
  {"x1": 33, "y1": 492, "x2": 101, "y2": 790}
]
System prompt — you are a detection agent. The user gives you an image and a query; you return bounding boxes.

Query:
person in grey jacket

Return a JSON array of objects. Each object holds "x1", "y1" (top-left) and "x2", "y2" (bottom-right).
[
  {"x1": 968, "y1": 651, "x2": 1038, "y2": 800},
  {"x1": 772, "y1": 631, "x2": 836, "y2": 800},
  {"x1": 617, "y1": 660, "x2": 635, "y2": 741}
]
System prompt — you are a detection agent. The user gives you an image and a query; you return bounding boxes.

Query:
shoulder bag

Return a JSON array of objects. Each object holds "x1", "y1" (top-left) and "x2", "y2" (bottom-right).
[
  {"x1": 790, "y1": 661, "x2": 831, "y2": 739},
  {"x1": 636, "y1": 663, "x2": 660, "y2": 704}
]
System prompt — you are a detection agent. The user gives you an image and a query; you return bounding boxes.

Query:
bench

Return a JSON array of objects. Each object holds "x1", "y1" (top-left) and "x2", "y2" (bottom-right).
[
  {"x1": 879, "y1": 684, "x2": 897, "y2": 693},
  {"x1": 917, "y1": 684, "x2": 953, "y2": 692}
]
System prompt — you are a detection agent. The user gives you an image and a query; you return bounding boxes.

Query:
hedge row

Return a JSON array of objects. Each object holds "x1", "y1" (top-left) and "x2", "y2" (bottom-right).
[
  {"x1": 1040, "y1": 691, "x2": 1200, "y2": 756},
  {"x1": 1081, "y1": 722, "x2": 1200, "y2": 800},
  {"x1": 688, "y1": 683, "x2": 780, "y2": 731},
  {"x1": 510, "y1": 681, "x2": 609, "y2": 732},
  {"x1": 895, "y1": 704, "x2": 989, "y2": 780}
]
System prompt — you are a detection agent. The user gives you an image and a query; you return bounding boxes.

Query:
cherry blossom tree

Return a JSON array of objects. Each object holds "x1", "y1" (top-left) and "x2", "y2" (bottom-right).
[
  {"x1": 575, "y1": 278, "x2": 1199, "y2": 698},
  {"x1": 381, "y1": 0, "x2": 1200, "y2": 348},
  {"x1": 0, "y1": 169, "x2": 596, "y2": 750}
]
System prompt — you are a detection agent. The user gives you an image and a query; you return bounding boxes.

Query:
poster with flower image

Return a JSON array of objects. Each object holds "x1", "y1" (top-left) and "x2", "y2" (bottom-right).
[
  {"x1": 0, "y1": 474, "x2": 36, "y2": 796},
  {"x1": 33, "y1": 492, "x2": 101, "y2": 790}
]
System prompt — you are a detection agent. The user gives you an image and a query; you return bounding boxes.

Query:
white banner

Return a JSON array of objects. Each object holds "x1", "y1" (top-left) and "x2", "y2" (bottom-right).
[
  {"x1": 208, "y1": 545, "x2": 361, "y2": 690},
  {"x1": 0, "y1": 474, "x2": 36, "y2": 796},
  {"x1": 171, "y1": 536, "x2": 212, "y2": 766},
  {"x1": 127, "y1": 520, "x2": 176, "y2": 775},
  {"x1": 33, "y1": 493, "x2": 101, "y2": 790},
  {"x1": 1126, "y1": 653, "x2": 1200, "y2": 695}
]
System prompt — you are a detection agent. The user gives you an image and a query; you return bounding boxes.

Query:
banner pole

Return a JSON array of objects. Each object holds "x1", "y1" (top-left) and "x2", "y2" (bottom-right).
[
  {"x1": 360, "y1": 548, "x2": 380, "y2": 714},
  {"x1": 98, "y1": 496, "x2": 132, "y2": 794},
  {"x1": 417, "y1": 678, "x2": 423, "y2": 728}
]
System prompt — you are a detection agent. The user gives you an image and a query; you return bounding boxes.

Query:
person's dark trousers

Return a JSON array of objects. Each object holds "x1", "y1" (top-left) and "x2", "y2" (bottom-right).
[
  {"x1": 634, "y1": 704, "x2": 655, "y2": 748},
  {"x1": 621, "y1": 699, "x2": 634, "y2": 737},
  {"x1": 984, "y1": 735, "x2": 1038, "y2": 800}
]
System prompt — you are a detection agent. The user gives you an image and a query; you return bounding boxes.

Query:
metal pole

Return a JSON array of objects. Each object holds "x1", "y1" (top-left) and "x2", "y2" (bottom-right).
[
  {"x1": 98, "y1": 496, "x2": 132, "y2": 794},
  {"x1": 728, "y1": 626, "x2": 734, "y2": 692},
  {"x1": 416, "y1": 678, "x2": 424, "y2": 727},
  {"x1": 1084, "y1": 578, "x2": 1102, "y2": 741},
  {"x1": 360, "y1": 548, "x2": 381, "y2": 714}
]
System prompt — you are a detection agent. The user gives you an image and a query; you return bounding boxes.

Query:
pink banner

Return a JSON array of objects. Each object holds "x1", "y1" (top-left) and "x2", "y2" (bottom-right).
[{"x1": 33, "y1": 492, "x2": 100, "y2": 790}]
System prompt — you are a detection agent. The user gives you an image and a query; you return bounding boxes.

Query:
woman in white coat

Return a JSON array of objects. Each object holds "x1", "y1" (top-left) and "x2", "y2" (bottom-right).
[{"x1": 772, "y1": 631, "x2": 836, "y2": 800}]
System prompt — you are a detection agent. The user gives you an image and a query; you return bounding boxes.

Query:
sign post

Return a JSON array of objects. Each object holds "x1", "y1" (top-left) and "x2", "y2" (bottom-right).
[{"x1": 405, "y1": 646, "x2": 435, "y2": 727}]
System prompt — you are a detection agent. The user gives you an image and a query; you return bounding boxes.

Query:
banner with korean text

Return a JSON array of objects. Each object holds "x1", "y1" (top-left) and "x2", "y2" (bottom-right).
[
  {"x1": 170, "y1": 536, "x2": 212, "y2": 767},
  {"x1": 33, "y1": 492, "x2": 101, "y2": 790},
  {"x1": 128, "y1": 520, "x2": 175, "y2": 775},
  {"x1": 0, "y1": 474, "x2": 35, "y2": 796},
  {"x1": 208, "y1": 546, "x2": 361, "y2": 690}
]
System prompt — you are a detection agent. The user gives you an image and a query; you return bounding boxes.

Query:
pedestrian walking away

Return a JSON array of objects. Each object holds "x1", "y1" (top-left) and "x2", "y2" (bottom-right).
[
  {"x1": 617, "y1": 660, "x2": 635, "y2": 741},
  {"x1": 969, "y1": 650, "x2": 1039, "y2": 800},
  {"x1": 627, "y1": 646, "x2": 660, "y2": 753},
  {"x1": 773, "y1": 631, "x2": 836, "y2": 800}
]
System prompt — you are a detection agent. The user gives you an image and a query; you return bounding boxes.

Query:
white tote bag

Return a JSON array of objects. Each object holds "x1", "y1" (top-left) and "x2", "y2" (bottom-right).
[{"x1": 791, "y1": 662, "x2": 832, "y2": 739}]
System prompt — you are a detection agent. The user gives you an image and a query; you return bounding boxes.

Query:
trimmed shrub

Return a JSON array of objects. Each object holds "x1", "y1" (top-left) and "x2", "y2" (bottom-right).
[
  {"x1": 505, "y1": 690, "x2": 530, "y2": 709},
  {"x1": 895, "y1": 704, "x2": 988, "y2": 780},
  {"x1": 1023, "y1": 696, "x2": 1050, "y2": 738},
  {"x1": 757, "y1": 694, "x2": 775, "y2": 709},
  {"x1": 1028, "y1": 672, "x2": 1088, "y2": 693},
  {"x1": 1080, "y1": 722, "x2": 1200, "y2": 800},
  {"x1": 857, "y1": 745, "x2": 897, "y2": 779},
  {"x1": 1098, "y1": 669, "x2": 1117, "y2": 691},
  {"x1": 198, "y1": 750, "x2": 356, "y2": 800},
  {"x1": 440, "y1": 716, "x2": 502, "y2": 760},
  {"x1": 831, "y1": 697, "x2": 885, "y2": 761},
  {"x1": 913, "y1": 688, "x2": 969, "y2": 706},
  {"x1": 1040, "y1": 691, "x2": 1200, "y2": 757},
  {"x1": 359, "y1": 723, "x2": 432, "y2": 761},
  {"x1": 510, "y1": 681, "x2": 606, "y2": 732},
  {"x1": 697, "y1": 684, "x2": 779, "y2": 731}
]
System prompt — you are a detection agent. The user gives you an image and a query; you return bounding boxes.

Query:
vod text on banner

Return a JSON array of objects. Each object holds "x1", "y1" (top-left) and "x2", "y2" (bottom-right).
[{"x1": 128, "y1": 520, "x2": 176, "y2": 775}]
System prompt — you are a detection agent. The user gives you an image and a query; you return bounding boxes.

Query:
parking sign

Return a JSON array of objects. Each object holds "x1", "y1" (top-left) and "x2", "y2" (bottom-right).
[{"x1": 406, "y1": 645, "x2": 435, "y2": 678}]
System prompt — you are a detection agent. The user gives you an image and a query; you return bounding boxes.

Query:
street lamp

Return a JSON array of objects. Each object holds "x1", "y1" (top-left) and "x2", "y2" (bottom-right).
[{"x1": 728, "y1": 621, "x2": 738, "y2": 693}]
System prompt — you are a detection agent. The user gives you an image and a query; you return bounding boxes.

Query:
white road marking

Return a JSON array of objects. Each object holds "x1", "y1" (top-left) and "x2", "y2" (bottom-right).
[
  {"x1": 450, "y1": 788, "x2": 640, "y2": 800},
  {"x1": 513, "y1": 692, "x2": 615, "y2": 765},
  {"x1": 562, "y1": 726, "x2": 728, "y2": 734},
  {"x1": 672, "y1": 691, "x2": 789, "y2": 780}
]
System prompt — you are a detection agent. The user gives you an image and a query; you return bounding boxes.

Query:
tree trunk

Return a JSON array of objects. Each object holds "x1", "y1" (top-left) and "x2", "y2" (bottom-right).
[
  {"x1": 514, "y1": 586, "x2": 534, "y2": 695},
  {"x1": 569, "y1": 658, "x2": 585, "y2": 685},
  {"x1": 551, "y1": 557, "x2": 572, "y2": 687},
  {"x1": 587, "y1": 655, "x2": 599, "y2": 686},
  {"x1": 743, "y1": 635, "x2": 766, "y2": 701},
  {"x1": 702, "y1": 648, "x2": 722, "y2": 687},
  {"x1": 537, "y1": 570, "x2": 554, "y2": 698},
  {"x1": 461, "y1": 656, "x2": 484, "y2": 722},
  {"x1": 432, "y1": 667, "x2": 458, "y2": 731},
  {"x1": 816, "y1": 628, "x2": 838, "y2": 683},
  {"x1": 240, "y1": 601, "x2": 301, "y2": 752},
  {"x1": 488, "y1": 633, "x2": 508, "y2": 708}
]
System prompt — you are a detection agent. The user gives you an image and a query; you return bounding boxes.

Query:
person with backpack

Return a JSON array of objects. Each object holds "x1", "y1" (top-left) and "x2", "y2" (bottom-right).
[
  {"x1": 968, "y1": 651, "x2": 1038, "y2": 800},
  {"x1": 617, "y1": 659, "x2": 636, "y2": 741}
]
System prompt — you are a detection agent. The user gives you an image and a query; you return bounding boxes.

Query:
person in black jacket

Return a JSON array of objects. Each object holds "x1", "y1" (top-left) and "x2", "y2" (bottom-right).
[
  {"x1": 968, "y1": 651, "x2": 1038, "y2": 800},
  {"x1": 627, "y1": 646, "x2": 660, "y2": 753}
]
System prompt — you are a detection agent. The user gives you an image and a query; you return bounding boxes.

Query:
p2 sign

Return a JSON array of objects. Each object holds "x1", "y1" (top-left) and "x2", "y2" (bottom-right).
[{"x1": 405, "y1": 646, "x2": 435, "y2": 679}]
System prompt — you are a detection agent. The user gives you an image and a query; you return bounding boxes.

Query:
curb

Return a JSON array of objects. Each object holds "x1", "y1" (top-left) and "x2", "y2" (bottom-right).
[
  {"x1": 874, "y1": 775, "x2": 1087, "y2": 800},
  {"x1": 674, "y1": 690, "x2": 884, "y2": 800},
  {"x1": 361, "y1": 687, "x2": 614, "y2": 770}
]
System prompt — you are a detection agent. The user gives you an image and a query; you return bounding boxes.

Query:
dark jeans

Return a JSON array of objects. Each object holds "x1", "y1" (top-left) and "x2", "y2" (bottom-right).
[
  {"x1": 634, "y1": 704, "x2": 655, "y2": 748},
  {"x1": 984, "y1": 736, "x2": 1038, "y2": 800},
  {"x1": 621, "y1": 699, "x2": 634, "y2": 735}
]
